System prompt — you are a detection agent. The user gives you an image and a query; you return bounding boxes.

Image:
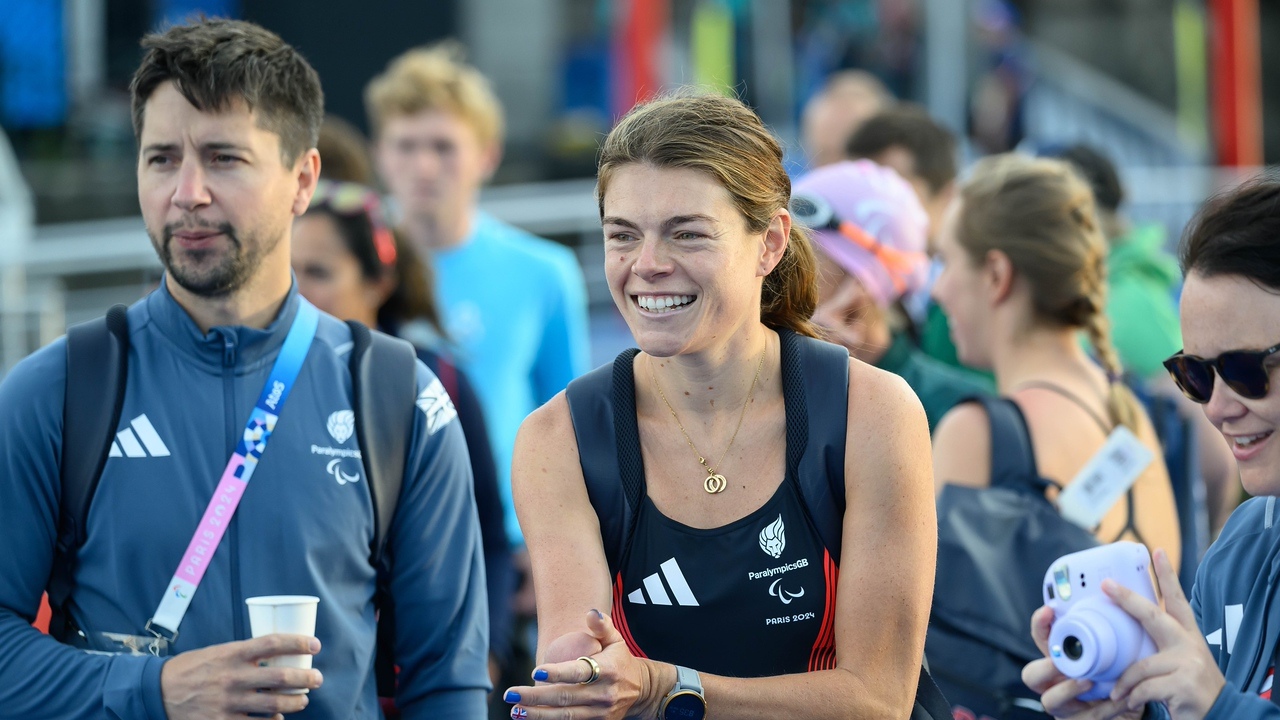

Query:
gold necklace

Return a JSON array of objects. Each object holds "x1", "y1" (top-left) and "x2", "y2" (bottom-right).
[{"x1": 649, "y1": 348, "x2": 766, "y2": 494}]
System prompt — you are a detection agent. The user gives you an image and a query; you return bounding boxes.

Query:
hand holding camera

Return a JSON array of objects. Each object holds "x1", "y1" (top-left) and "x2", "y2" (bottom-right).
[
  {"x1": 1043, "y1": 542, "x2": 1158, "y2": 701},
  {"x1": 1024, "y1": 545, "x2": 1226, "y2": 720}
]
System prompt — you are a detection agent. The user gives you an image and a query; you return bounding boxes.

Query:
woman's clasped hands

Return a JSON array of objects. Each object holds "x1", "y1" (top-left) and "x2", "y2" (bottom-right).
[
  {"x1": 504, "y1": 609, "x2": 666, "y2": 720},
  {"x1": 1022, "y1": 549, "x2": 1226, "y2": 720}
]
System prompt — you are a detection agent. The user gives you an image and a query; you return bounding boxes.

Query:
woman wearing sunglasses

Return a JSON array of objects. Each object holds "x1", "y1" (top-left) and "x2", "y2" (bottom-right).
[
  {"x1": 291, "y1": 179, "x2": 515, "y2": 690},
  {"x1": 1023, "y1": 178, "x2": 1280, "y2": 720}
]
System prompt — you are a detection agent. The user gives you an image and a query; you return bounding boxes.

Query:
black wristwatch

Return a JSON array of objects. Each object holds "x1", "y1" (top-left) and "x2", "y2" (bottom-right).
[{"x1": 659, "y1": 665, "x2": 706, "y2": 720}]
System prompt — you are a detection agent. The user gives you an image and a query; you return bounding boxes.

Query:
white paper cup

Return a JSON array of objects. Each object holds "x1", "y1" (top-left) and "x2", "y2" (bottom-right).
[{"x1": 245, "y1": 595, "x2": 319, "y2": 694}]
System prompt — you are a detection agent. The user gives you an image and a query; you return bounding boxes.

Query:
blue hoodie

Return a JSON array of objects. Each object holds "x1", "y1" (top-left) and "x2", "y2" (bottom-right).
[
  {"x1": 0, "y1": 282, "x2": 489, "y2": 719},
  {"x1": 1144, "y1": 496, "x2": 1280, "y2": 719}
]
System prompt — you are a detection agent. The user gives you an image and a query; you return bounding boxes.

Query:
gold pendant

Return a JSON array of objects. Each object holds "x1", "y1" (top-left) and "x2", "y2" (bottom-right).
[{"x1": 704, "y1": 473, "x2": 727, "y2": 494}]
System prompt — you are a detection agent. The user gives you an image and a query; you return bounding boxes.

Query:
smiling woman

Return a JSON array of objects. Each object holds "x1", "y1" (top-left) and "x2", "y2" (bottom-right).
[
  {"x1": 1022, "y1": 178, "x2": 1280, "y2": 720},
  {"x1": 507, "y1": 93, "x2": 941, "y2": 720}
]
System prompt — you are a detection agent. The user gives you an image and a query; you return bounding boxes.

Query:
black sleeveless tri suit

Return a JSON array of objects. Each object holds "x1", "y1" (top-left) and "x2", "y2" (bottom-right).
[{"x1": 565, "y1": 330, "x2": 851, "y2": 677}]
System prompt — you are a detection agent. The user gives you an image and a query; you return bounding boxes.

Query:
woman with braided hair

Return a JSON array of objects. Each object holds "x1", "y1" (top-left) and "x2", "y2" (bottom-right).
[
  {"x1": 926, "y1": 155, "x2": 1181, "y2": 718},
  {"x1": 931, "y1": 151, "x2": 1177, "y2": 550},
  {"x1": 930, "y1": 152, "x2": 1181, "y2": 563}
]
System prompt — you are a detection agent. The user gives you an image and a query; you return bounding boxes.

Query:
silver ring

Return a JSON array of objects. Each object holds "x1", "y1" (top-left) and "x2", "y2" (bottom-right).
[{"x1": 577, "y1": 656, "x2": 601, "y2": 685}]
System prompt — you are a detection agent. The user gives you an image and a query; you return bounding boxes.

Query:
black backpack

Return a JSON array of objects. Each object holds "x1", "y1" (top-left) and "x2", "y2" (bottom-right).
[
  {"x1": 927, "y1": 396, "x2": 1100, "y2": 720},
  {"x1": 565, "y1": 330, "x2": 953, "y2": 720},
  {"x1": 48, "y1": 305, "x2": 417, "y2": 699}
]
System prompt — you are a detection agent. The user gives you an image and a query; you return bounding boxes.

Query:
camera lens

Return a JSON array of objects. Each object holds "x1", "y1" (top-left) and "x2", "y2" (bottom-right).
[{"x1": 1063, "y1": 636, "x2": 1083, "y2": 661}]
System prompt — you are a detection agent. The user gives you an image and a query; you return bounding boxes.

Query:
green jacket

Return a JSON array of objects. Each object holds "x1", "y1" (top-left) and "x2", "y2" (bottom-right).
[
  {"x1": 1106, "y1": 224, "x2": 1183, "y2": 379},
  {"x1": 875, "y1": 333, "x2": 993, "y2": 432}
]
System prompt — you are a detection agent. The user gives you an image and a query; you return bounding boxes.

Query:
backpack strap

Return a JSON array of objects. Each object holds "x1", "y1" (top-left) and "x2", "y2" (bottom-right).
[
  {"x1": 911, "y1": 665, "x2": 956, "y2": 720},
  {"x1": 967, "y1": 395, "x2": 1053, "y2": 495},
  {"x1": 566, "y1": 349, "x2": 643, "y2": 578},
  {"x1": 781, "y1": 331, "x2": 851, "y2": 565},
  {"x1": 347, "y1": 321, "x2": 417, "y2": 569},
  {"x1": 346, "y1": 321, "x2": 417, "y2": 699},
  {"x1": 780, "y1": 333, "x2": 952, "y2": 719},
  {"x1": 50, "y1": 305, "x2": 130, "y2": 640}
]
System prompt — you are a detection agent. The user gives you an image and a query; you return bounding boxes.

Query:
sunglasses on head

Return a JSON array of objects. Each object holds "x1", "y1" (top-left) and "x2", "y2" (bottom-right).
[
  {"x1": 1162, "y1": 342, "x2": 1280, "y2": 403},
  {"x1": 789, "y1": 193, "x2": 926, "y2": 294},
  {"x1": 309, "y1": 180, "x2": 398, "y2": 266}
]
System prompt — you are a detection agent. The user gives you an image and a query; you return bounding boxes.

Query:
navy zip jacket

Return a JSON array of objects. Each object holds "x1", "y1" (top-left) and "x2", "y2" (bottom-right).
[
  {"x1": 0, "y1": 282, "x2": 489, "y2": 719},
  {"x1": 1144, "y1": 496, "x2": 1280, "y2": 719}
]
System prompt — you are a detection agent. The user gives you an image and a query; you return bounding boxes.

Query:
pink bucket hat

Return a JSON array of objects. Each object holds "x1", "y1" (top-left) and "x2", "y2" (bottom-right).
[{"x1": 791, "y1": 159, "x2": 929, "y2": 307}]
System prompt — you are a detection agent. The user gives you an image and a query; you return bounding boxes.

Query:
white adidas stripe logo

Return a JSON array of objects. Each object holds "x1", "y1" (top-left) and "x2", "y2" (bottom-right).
[
  {"x1": 109, "y1": 414, "x2": 171, "y2": 458},
  {"x1": 627, "y1": 558, "x2": 699, "y2": 606},
  {"x1": 1205, "y1": 603, "x2": 1244, "y2": 654}
]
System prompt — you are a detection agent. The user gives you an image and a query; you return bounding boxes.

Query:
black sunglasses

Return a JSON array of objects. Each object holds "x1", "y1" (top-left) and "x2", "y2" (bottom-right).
[{"x1": 1163, "y1": 342, "x2": 1280, "y2": 403}]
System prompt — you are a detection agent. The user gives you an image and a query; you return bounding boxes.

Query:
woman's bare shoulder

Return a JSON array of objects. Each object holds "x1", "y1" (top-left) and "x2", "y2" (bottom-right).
[
  {"x1": 513, "y1": 391, "x2": 583, "y2": 491},
  {"x1": 932, "y1": 399, "x2": 993, "y2": 490},
  {"x1": 520, "y1": 390, "x2": 575, "y2": 444},
  {"x1": 845, "y1": 356, "x2": 926, "y2": 429},
  {"x1": 844, "y1": 357, "x2": 933, "y2": 487}
]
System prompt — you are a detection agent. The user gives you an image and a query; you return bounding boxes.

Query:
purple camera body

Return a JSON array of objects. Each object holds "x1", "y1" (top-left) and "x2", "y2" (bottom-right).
[{"x1": 1043, "y1": 542, "x2": 1158, "y2": 702}]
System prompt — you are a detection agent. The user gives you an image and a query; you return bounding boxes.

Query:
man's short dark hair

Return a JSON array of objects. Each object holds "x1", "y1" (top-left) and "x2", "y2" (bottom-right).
[
  {"x1": 130, "y1": 18, "x2": 323, "y2": 166},
  {"x1": 846, "y1": 104, "x2": 957, "y2": 195},
  {"x1": 1049, "y1": 144, "x2": 1124, "y2": 213},
  {"x1": 1180, "y1": 176, "x2": 1280, "y2": 292}
]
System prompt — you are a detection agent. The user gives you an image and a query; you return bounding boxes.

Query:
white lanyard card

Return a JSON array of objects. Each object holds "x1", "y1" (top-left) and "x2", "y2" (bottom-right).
[{"x1": 1057, "y1": 424, "x2": 1155, "y2": 530}]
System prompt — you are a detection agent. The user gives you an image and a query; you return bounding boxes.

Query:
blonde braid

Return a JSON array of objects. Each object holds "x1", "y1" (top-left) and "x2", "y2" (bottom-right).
[
  {"x1": 1077, "y1": 244, "x2": 1139, "y2": 432},
  {"x1": 956, "y1": 154, "x2": 1146, "y2": 434},
  {"x1": 1061, "y1": 180, "x2": 1140, "y2": 432},
  {"x1": 1082, "y1": 309, "x2": 1140, "y2": 432}
]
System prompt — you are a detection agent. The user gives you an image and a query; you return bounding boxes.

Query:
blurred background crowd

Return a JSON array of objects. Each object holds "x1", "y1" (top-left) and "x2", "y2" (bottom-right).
[{"x1": 1, "y1": 0, "x2": 1275, "y2": 372}]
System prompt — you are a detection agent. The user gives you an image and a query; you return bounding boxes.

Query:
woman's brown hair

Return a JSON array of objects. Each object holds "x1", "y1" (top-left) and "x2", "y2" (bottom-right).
[
  {"x1": 596, "y1": 92, "x2": 820, "y2": 338},
  {"x1": 957, "y1": 154, "x2": 1140, "y2": 431},
  {"x1": 303, "y1": 206, "x2": 447, "y2": 339},
  {"x1": 381, "y1": 230, "x2": 448, "y2": 339},
  {"x1": 307, "y1": 120, "x2": 448, "y2": 341}
]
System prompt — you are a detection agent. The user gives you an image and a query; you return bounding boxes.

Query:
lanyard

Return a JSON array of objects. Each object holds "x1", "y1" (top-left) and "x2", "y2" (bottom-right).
[{"x1": 145, "y1": 301, "x2": 320, "y2": 643}]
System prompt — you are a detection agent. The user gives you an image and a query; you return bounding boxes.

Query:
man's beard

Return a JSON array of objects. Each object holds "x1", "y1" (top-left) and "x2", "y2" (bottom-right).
[{"x1": 153, "y1": 219, "x2": 275, "y2": 298}]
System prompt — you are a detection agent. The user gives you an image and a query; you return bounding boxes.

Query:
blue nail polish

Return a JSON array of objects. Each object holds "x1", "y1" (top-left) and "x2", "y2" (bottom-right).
[
  {"x1": 591, "y1": 608, "x2": 604, "y2": 619},
  {"x1": 504, "y1": 690, "x2": 521, "y2": 703},
  {"x1": 532, "y1": 668, "x2": 549, "y2": 682}
]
